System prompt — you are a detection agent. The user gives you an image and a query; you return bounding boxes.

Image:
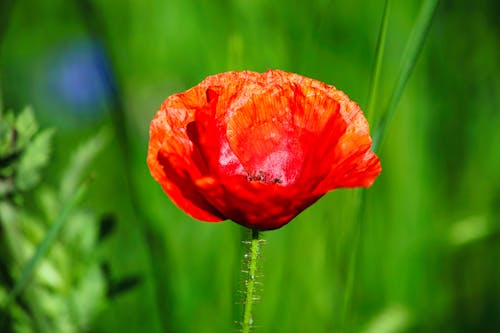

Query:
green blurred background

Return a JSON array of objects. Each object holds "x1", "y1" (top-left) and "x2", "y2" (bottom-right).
[{"x1": 1, "y1": 0, "x2": 499, "y2": 332}]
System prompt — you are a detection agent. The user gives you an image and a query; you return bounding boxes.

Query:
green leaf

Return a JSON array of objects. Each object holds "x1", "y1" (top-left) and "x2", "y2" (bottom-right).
[
  {"x1": 15, "y1": 129, "x2": 55, "y2": 191},
  {"x1": 14, "y1": 107, "x2": 38, "y2": 149}
]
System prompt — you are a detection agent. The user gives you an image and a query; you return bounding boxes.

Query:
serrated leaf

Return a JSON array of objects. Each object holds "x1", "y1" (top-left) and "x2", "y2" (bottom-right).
[
  {"x1": 14, "y1": 107, "x2": 39, "y2": 149},
  {"x1": 15, "y1": 129, "x2": 55, "y2": 191}
]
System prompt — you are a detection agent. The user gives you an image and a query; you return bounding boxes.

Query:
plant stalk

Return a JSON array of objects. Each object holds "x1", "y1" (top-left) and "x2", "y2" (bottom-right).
[{"x1": 241, "y1": 229, "x2": 262, "y2": 333}]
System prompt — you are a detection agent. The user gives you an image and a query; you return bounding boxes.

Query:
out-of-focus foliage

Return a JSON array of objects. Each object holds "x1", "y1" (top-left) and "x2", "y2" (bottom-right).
[
  {"x1": 0, "y1": 108, "x2": 53, "y2": 197},
  {"x1": 0, "y1": 110, "x2": 137, "y2": 332},
  {"x1": 0, "y1": 0, "x2": 498, "y2": 332}
]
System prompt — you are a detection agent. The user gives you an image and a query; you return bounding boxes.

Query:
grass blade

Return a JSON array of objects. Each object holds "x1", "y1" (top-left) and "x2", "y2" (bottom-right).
[
  {"x1": 372, "y1": 0, "x2": 440, "y2": 152},
  {"x1": 342, "y1": 0, "x2": 439, "y2": 329},
  {"x1": 365, "y1": 0, "x2": 391, "y2": 124}
]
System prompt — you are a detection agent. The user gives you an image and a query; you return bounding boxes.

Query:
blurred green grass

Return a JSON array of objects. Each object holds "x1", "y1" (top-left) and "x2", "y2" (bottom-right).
[{"x1": 1, "y1": 0, "x2": 499, "y2": 332}]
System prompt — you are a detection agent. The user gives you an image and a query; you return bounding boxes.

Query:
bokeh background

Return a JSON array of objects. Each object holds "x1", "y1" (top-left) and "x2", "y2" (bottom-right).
[{"x1": 1, "y1": 0, "x2": 499, "y2": 332}]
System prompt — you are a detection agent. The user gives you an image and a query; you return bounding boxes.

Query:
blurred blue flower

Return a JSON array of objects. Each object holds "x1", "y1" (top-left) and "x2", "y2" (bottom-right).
[{"x1": 39, "y1": 39, "x2": 114, "y2": 123}]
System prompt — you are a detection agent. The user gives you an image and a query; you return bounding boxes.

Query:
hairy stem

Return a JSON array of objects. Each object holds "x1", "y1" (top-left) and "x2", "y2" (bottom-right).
[{"x1": 240, "y1": 229, "x2": 262, "y2": 333}]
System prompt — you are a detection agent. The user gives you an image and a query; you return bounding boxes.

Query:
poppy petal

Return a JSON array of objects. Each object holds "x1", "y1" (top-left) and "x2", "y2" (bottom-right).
[{"x1": 148, "y1": 95, "x2": 225, "y2": 222}]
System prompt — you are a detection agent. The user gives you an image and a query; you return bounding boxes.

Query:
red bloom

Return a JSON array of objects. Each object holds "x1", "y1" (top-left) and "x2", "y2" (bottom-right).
[{"x1": 147, "y1": 70, "x2": 381, "y2": 230}]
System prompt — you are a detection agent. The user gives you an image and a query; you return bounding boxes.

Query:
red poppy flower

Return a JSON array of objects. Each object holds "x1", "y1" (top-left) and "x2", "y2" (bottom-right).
[{"x1": 147, "y1": 70, "x2": 381, "y2": 230}]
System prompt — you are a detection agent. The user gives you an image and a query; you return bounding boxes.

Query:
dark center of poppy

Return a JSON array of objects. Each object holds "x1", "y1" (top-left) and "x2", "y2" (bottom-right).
[{"x1": 243, "y1": 169, "x2": 283, "y2": 184}]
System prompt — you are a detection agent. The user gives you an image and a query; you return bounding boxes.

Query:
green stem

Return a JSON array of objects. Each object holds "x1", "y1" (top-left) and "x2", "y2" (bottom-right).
[{"x1": 241, "y1": 229, "x2": 261, "y2": 333}]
